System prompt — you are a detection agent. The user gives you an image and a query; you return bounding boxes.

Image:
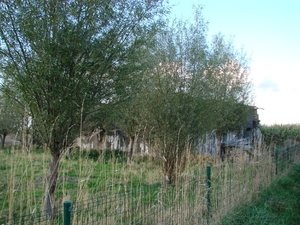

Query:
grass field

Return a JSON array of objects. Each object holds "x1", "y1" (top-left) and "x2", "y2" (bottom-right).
[
  {"x1": 0, "y1": 149, "x2": 164, "y2": 218},
  {"x1": 0, "y1": 142, "x2": 300, "y2": 224}
]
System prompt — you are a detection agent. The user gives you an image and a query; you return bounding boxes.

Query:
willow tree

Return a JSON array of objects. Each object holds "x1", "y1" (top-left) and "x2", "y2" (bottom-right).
[
  {"x1": 0, "y1": 0, "x2": 167, "y2": 214},
  {"x1": 140, "y1": 15, "x2": 209, "y2": 183},
  {"x1": 202, "y1": 34, "x2": 253, "y2": 140},
  {"x1": 142, "y1": 7, "x2": 253, "y2": 183},
  {"x1": 142, "y1": 67, "x2": 199, "y2": 184}
]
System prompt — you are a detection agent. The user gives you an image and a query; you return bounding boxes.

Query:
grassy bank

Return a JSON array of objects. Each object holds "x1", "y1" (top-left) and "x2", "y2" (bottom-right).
[{"x1": 222, "y1": 163, "x2": 300, "y2": 225}]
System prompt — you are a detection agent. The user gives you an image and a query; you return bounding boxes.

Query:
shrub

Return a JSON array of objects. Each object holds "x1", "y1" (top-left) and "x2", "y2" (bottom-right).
[{"x1": 261, "y1": 124, "x2": 300, "y2": 147}]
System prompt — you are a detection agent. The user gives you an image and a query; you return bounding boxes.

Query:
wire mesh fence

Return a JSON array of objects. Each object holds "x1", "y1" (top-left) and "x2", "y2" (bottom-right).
[
  {"x1": 2, "y1": 144, "x2": 300, "y2": 225},
  {"x1": 69, "y1": 175, "x2": 208, "y2": 225},
  {"x1": 0, "y1": 206, "x2": 64, "y2": 225}
]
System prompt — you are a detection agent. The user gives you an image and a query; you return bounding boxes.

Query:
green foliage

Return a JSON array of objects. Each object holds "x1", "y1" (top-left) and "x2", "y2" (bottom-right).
[
  {"x1": 31, "y1": 148, "x2": 45, "y2": 154},
  {"x1": 0, "y1": 150, "x2": 161, "y2": 220},
  {"x1": 132, "y1": 7, "x2": 253, "y2": 183},
  {"x1": 221, "y1": 163, "x2": 300, "y2": 225},
  {"x1": 0, "y1": 0, "x2": 254, "y2": 215},
  {"x1": 261, "y1": 124, "x2": 300, "y2": 146},
  {"x1": 1, "y1": 147, "x2": 300, "y2": 224},
  {"x1": 0, "y1": 0, "x2": 168, "y2": 153},
  {"x1": 0, "y1": 0, "x2": 168, "y2": 212},
  {"x1": 69, "y1": 148, "x2": 127, "y2": 163},
  {"x1": 87, "y1": 149, "x2": 100, "y2": 161},
  {"x1": 0, "y1": 96, "x2": 23, "y2": 148}
]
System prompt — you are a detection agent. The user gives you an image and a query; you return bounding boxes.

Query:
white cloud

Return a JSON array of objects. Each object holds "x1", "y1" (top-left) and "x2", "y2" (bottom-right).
[
  {"x1": 257, "y1": 78, "x2": 279, "y2": 92},
  {"x1": 251, "y1": 57, "x2": 300, "y2": 125},
  {"x1": 255, "y1": 84, "x2": 300, "y2": 125}
]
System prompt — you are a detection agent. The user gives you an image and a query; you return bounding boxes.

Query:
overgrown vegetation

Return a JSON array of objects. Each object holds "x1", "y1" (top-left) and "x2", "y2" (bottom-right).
[
  {"x1": 0, "y1": 97, "x2": 23, "y2": 149},
  {"x1": 1, "y1": 143, "x2": 299, "y2": 224},
  {"x1": 221, "y1": 163, "x2": 300, "y2": 225},
  {"x1": 0, "y1": 0, "x2": 256, "y2": 219},
  {"x1": 0, "y1": 148, "x2": 162, "y2": 222},
  {"x1": 261, "y1": 124, "x2": 300, "y2": 146},
  {"x1": 0, "y1": 0, "x2": 168, "y2": 213},
  {"x1": 1, "y1": 0, "x2": 299, "y2": 223}
]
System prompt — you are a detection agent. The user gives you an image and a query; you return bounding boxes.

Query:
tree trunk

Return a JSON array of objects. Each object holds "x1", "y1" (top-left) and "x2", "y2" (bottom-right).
[
  {"x1": 164, "y1": 159, "x2": 175, "y2": 185},
  {"x1": 127, "y1": 135, "x2": 136, "y2": 164},
  {"x1": 22, "y1": 110, "x2": 30, "y2": 153},
  {"x1": 1, "y1": 133, "x2": 7, "y2": 149},
  {"x1": 43, "y1": 150, "x2": 60, "y2": 217}
]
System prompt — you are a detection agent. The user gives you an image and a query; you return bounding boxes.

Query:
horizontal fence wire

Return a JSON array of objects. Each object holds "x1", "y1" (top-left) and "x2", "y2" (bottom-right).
[
  {"x1": 2, "y1": 144, "x2": 300, "y2": 225},
  {"x1": 209, "y1": 144, "x2": 300, "y2": 224},
  {"x1": 1, "y1": 206, "x2": 64, "y2": 225},
  {"x1": 69, "y1": 176, "x2": 208, "y2": 225}
]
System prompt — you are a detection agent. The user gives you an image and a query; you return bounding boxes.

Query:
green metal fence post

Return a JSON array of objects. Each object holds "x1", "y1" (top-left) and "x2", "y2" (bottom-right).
[
  {"x1": 206, "y1": 166, "x2": 212, "y2": 224},
  {"x1": 64, "y1": 200, "x2": 72, "y2": 225},
  {"x1": 275, "y1": 149, "x2": 278, "y2": 175}
]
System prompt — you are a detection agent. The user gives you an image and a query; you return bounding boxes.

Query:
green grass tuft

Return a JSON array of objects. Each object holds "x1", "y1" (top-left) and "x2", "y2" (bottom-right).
[{"x1": 221, "y1": 163, "x2": 300, "y2": 225}]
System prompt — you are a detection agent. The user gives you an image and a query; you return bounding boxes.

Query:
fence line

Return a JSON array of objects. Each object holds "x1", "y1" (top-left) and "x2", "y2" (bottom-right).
[{"x1": 2, "y1": 144, "x2": 300, "y2": 225}]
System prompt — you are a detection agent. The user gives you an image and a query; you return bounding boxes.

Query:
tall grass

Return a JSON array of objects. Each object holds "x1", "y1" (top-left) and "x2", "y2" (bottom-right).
[
  {"x1": 0, "y1": 148, "x2": 163, "y2": 222},
  {"x1": 221, "y1": 163, "x2": 300, "y2": 224},
  {"x1": 261, "y1": 124, "x2": 300, "y2": 146},
  {"x1": 1, "y1": 141, "x2": 300, "y2": 224}
]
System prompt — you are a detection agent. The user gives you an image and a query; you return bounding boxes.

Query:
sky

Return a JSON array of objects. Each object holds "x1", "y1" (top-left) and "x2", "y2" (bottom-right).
[{"x1": 169, "y1": 0, "x2": 300, "y2": 125}]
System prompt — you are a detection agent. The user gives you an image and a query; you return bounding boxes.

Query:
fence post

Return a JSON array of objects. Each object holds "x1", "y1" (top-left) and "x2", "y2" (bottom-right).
[
  {"x1": 64, "y1": 200, "x2": 72, "y2": 225},
  {"x1": 275, "y1": 149, "x2": 278, "y2": 175},
  {"x1": 206, "y1": 166, "x2": 212, "y2": 224}
]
